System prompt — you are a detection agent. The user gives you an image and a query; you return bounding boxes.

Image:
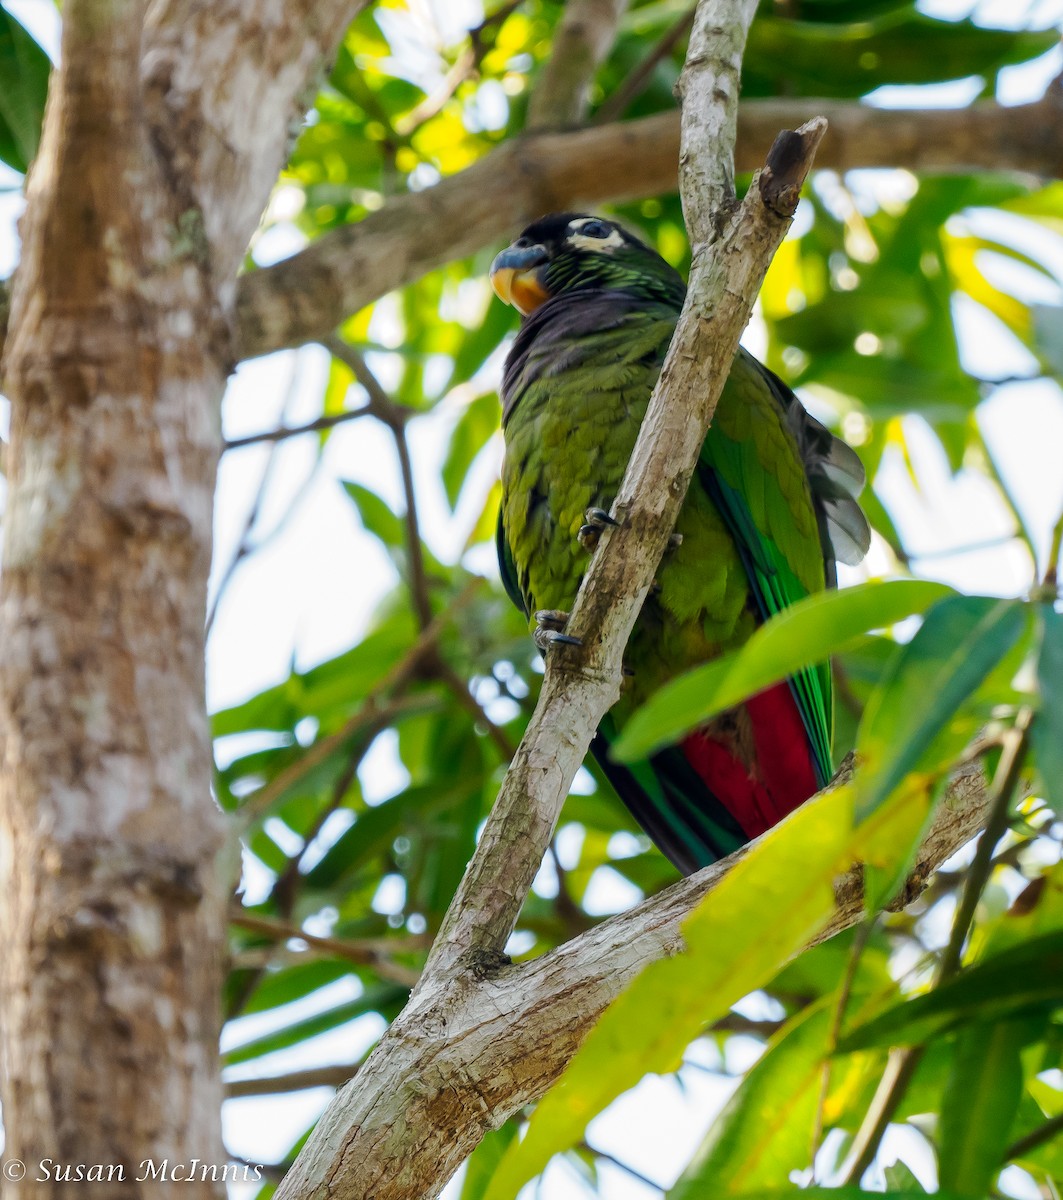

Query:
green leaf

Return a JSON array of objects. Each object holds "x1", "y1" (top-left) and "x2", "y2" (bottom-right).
[
  {"x1": 938, "y1": 1018, "x2": 1027, "y2": 1197},
  {"x1": 224, "y1": 984, "x2": 407, "y2": 1066},
  {"x1": 460, "y1": 1121, "x2": 519, "y2": 1200},
  {"x1": 667, "y1": 1191, "x2": 967, "y2": 1200},
  {"x1": 837, "y1": 930, "x2": 1063, "y2": 1051},
  {"x1": 485, "y1": 783, "x2": 856, "y2": 1200},
  {"x1": 342, "y1": 481, "x2": 405, "y2": 547},
  {"x1": 854, "y1": 595, "x2": 1029, "y2": 820},
  {"x1": 612, "y1": 580, "x2": 952, "y2": 761},
  {"x1": 670, "y1": 1001, "x2": 867, "y2": 1196},
  {"x1": 0, "y1": 10, "x2": 50, "y2": 173},
  {"x1": 744, "y1": 14, "x2": 1058, "y2": 99},
  {"x1": 884, "y1": 1160, "x2": 927, "y2": 1192},
  {"x1": 1031, "y1": 606, "x2": 1063, "y2": 817},
  {"x1": 238, "y1": 959, "x2": 353, "y2": 1016}
]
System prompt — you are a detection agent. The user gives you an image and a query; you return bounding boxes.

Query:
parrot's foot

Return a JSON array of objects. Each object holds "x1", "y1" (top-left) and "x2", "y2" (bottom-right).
[
  {"x1": 534, "y1": 609, "x2": 582, "y2": 653},
  {"x1": 577, "y1": 507, "x2": 620, "y2": 553}
]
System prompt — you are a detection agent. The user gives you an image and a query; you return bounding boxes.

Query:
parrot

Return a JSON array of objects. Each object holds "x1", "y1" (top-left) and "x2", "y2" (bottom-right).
[{"x1": 490, "y1": 212, "x2": 870, "y2": 876}]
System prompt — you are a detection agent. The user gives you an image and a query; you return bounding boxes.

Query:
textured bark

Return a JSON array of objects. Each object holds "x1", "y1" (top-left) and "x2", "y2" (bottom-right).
[
  {"x1": 0, "y1": 1, "x2": 360, "y2": 1194},
  {"x1": 232, "y1": 86, "x2": 1063, "y2": 360},
  {"x1": 526, "y1": 0, "x2": 631, "y2": 130}
]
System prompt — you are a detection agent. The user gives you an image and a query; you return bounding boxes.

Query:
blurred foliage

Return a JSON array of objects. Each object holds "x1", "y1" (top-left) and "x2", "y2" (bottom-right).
[
  {"x1": 1, "y1": 0, "x2": 1053, "y2": 1194},
  {"x1": 0, "y1": 7, "x2": 49, "y2": 174}
]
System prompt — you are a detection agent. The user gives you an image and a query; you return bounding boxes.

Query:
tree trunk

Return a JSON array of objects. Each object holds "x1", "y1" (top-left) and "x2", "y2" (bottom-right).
[
  {"x1": 0, "y1": 4, "x2": 229, "y2": 1194},
  {"x1": 0, "y1": 1, "x2": 359, "y2": 1192}
]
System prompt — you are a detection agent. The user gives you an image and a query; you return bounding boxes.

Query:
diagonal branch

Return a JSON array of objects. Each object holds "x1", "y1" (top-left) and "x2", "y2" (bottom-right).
[
  {"x1": 526, "y1": 0, "x2": 631, "y2": 131},
  {"x1": 230, "y1": 87, "x2": 1063, "y2": 363}
]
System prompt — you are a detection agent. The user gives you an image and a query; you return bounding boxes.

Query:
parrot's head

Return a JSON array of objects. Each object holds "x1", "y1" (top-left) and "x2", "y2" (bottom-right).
[{"x1": 490, "y1": 213, "x2": 685, "y2": 316}]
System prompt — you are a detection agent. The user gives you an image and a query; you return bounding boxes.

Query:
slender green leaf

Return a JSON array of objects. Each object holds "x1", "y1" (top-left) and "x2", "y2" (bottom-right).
[
  {"x1": 224, "y1": 984, "x2": 407, "y2": 1066},
  {"x1": 837, "y1": 931, "x2": 1063, "y2": 1051},
  {"x1": 1032, "y1": 606, "x2": 1063, "y2": 816},
  {"x1": 884, "y1": 1161, "x2": 927, "y2": 1192},
  {"x1": 669, "y1": 1191, "x2": 966, "y2": 1200},
  {"x1": 342, "y1": 481, "x2": 405, "y2": 548},
  {"x1": 442, "y1": 392, "x2": 500, "y2": 509},
  {"x1": 854, "y1": 596, "x2": 1028, "y2": 819},
  {"x1": 670, "y1": 1001, "x2": 872, "y2": 1196},
  {"x1": 460, "y1": 1122, "x2": 520, "y2": 1200},
  {"x1": 612, "y1": 580, "x2": 952, "y2": 761},
  {"x1": 938, "y1": 1018, "x2": 1027, "y2": 1196}
]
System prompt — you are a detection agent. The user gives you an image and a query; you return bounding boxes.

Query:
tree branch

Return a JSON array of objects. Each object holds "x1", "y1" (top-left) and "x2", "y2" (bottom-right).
[
  {"x1": 232, "y1": 88, "x2": 1063, "y2": 362},
  {"x1": 230, "y1": 909, "x2": 422, "y2": 987},
  {"x1": 238, "y1": 579, "x2": 483, "y2": 826},
  {"x1": 224, "y1": 1063, "x2": 362, "y2": 1099},
  {"x1": 594, "y1": 6, "x2": 696, "y2": 126},
  {"x1": 141, "y1": 0, "x2": 368, "y2": 282},
  {"x1": 526, "y1": 0, "x2": 630, "y2": 131},
  {"x1": 275, "y1": 761, "x2": 990, "y2": 1200}
]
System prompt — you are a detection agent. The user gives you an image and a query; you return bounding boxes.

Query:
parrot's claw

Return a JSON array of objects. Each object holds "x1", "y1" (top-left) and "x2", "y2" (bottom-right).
[
  {"x1": 534, "y1": 609, "x2": 582, "y2": 653},
  {"x1": 669, "y1": 531, "x2": 683, "y2": 549},
  {"x1": 578, "y1": 507, "x2": 621, "y2": 553}
]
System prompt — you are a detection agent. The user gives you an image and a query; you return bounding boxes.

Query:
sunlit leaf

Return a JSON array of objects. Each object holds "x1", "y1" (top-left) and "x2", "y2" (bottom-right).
[
  {"x1": 669, "y1": 1001, "x2": 872, "y2": 1196},
  {"x1": 837, "y1": 930, "x2": 1063, "y2": 1051},
  {"x1": 854, "y1": 595, "x2": 1029, "y2": 819},
  {"x1": 485, "y1": 784, "x2": 856, "y2": 1200},
  {"x1": 612, "y1": 580, "x2": 952, "y2": 761}
]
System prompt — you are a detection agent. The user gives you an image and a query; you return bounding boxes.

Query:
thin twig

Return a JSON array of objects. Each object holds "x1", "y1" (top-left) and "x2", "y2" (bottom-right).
[
  {"x1": 395, "y1": 45, "x2": 475, "y2": 135},
  {"x1": 392, "y1": 416, "x2": 433, "y2": 628},
  {"x1": 972, "y1": 425, "x2": 1038, "y2": 573},
  {"x1": 207, "y1": 359, "x2": 303, "y2": 632},
  {"x1": 526, "y1": 0, "x2": 631, "y2": 130},
  {"x1": 433, "y1": 658, "x2": 518, "y2": 760},
  {"x1": 1041, "y1": 507, "x2": 1063, "y2": 593},
  {"x1": 223, "y1": 406, "x2": 372, "y2": 450},
  {"x1": 238, "y1": 578, "x2": 483, "y2": 825},
  {"x1": 324, "y1": 337, "x2": 434, "y2": 624},
  {"x1": 224, "y1": 1062, "x2": 364, "y2": 1099},
  {"x1": 578, "y1": 1140, "x2": 665, "y2": 1191},
  {"x1": 230, "y1": 909, "x2": 426, "y2": 987},
  {"x1": 1004, "y1": 1111, "x2": 1063, "y2": 1164},
  {"x1": 906, "y1": 532, "x2": 1022, "y2": 563},
  {"x1": 594, "y1": 6, "x2": 695, "y2": 125},
  {"x1": 813, "y1": 917, "x2": 875, "y2": 1174}
]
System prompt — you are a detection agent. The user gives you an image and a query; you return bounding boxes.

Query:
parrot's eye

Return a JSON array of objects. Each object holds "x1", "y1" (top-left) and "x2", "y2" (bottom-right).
[
  {"x1": 513, "y1": 236, "x2": 532, "y2": 248},
  {"x1": 573, "y1": 219, "x2": 610, "y2": 239}
]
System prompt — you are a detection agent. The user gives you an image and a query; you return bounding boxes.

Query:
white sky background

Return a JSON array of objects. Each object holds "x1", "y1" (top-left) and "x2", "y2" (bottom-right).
[{"x1": 1, "y1": 0, "x2": 1062, "y2": 1196}]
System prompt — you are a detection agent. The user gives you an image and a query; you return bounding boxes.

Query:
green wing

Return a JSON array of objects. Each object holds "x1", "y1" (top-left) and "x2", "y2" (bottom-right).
[
  {"x1": 697, "y1": 351, "x2": 835, "y2": 786},
  {"x1": 496, "y1": 509, "x2": 527, "y2": 615}
]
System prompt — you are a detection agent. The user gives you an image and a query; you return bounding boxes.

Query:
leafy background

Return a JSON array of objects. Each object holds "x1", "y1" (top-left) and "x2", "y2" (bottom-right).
[{"x1": 1, "y1": 0, "x2": 1062, "y2": 1197}]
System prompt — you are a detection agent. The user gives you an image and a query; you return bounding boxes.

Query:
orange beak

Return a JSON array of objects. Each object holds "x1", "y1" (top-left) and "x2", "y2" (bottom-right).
[{"x1": 490, "y1": 243, "x2": 551, "y2": 315}]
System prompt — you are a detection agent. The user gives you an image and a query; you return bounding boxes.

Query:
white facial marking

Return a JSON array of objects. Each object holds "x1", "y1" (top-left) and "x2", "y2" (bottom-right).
[{"x1": 567, "y1": 218, "x2": 625, "y2": 253}]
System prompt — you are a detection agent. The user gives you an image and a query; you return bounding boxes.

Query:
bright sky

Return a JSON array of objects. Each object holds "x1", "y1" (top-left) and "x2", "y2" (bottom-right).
[{"x1": 0, "y1": 1, "x2": 1062, "y2": 1196}]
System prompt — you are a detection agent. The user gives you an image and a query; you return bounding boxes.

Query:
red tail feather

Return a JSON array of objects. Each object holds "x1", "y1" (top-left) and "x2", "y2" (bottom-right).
[{"x1": 682, "y1": 682, "x2": 819, "y2": 840}]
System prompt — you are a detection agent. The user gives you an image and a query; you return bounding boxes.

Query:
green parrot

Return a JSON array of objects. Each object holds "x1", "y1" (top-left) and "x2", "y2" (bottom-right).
[{"x1": 490, "y1": 213, "x2": 870, "y2": 876}]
